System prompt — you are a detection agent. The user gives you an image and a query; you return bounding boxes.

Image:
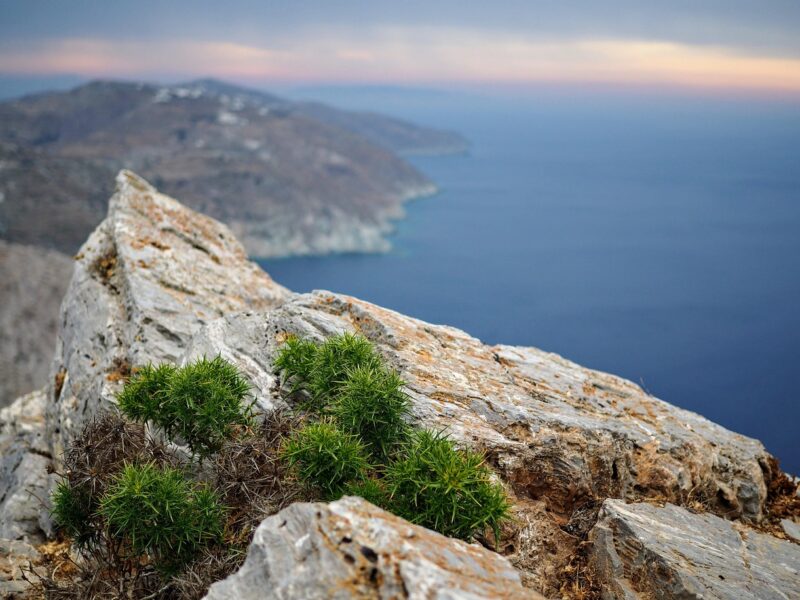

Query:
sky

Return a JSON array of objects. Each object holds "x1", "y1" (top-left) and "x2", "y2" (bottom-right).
[{"x1": 1, "y1": 1, "x2": 800, "y2": 97}]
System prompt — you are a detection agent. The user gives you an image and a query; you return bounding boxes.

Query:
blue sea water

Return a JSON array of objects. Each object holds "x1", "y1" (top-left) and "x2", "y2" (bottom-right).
[{"x1": 262, "y1": 90, "x2": 800, "y2": 473}]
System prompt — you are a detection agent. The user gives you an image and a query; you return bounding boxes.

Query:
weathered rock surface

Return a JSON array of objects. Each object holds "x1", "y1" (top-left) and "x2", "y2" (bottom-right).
[
  {"x1": 184, "y1": 291, "x2": 778, "y2": 591},
  {"x1": 47, "y1": 170, "x2": 289, "y2": 462},
  {"x1": 0, "y1": 388, "x2": 49, "y2": 542},
  {"x1": 590, "y1": 499, "x2": 800, "y2": 600},
  {"x1": 0, "y1": 240, "x2": 73, "y2": 406},
  {"x1": 204, "y1": 496, "x2": 535, "y2": 600}
]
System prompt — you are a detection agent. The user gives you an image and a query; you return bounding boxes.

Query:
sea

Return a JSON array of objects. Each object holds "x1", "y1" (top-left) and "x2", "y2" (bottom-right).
[{"x1": 262, "y1": 87, "x2": 800, "y2": 473}]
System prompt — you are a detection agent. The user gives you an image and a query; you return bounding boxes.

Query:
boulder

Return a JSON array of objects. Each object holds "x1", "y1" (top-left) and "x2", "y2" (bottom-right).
[
  {"x1": 590, "y1": 499, "x2": 800, "y2": 600},
  {"x1": 203, "y1": 496, "x2": 535, "y2": 600},
  {"x1": 47, "y1": 170, "x2": 289, "y2": 462}
]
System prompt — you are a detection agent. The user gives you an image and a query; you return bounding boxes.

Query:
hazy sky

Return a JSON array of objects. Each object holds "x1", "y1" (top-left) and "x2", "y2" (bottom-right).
[{"x1": 2, "y1": 1, "x2": 800, "y2": 95}]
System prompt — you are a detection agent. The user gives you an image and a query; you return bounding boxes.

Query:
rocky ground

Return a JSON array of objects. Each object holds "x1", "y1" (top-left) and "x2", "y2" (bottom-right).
[{"x1": 0, "y1": 171, "x2": 797, "y2": 599}]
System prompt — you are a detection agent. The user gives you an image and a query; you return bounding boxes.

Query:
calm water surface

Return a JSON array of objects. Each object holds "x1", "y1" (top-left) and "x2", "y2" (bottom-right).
[{"x1": 262, "y1": 92, "x2": 800, "y2": 472}]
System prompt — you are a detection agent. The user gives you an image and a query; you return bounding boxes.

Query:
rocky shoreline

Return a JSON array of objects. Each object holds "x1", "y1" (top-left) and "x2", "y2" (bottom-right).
[
  {"x1": 235, "y1": 181, "x2": 439, "y2": 259},
  {"x1": 0, "y1": 171, "x2": 797, "y2": 599}
]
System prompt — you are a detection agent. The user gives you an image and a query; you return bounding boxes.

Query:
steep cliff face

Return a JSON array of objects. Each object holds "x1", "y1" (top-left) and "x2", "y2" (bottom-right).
[{"x1": 1, "y1": 172, "x2": 797, "y2": 599}]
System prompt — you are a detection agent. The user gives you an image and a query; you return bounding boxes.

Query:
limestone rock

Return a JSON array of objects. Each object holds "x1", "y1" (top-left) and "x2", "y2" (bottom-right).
[
  {"x1": 590, "y1": 499, "x2": 800, "y2": 600},
  {"x1": 184, "y1": 291, "x2": 776, "y2": 590},
  {"x1": 0, "y1": 389, "x2": 49, "y2": 542},
  {"x1": 47, "y1": 170, "x2": 289, "y2": 462},
  {"x1": 203, "y1": 496, "x2": 534, "y2": 600}
]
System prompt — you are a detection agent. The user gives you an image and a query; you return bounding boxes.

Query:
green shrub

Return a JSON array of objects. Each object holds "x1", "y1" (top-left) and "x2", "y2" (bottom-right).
[
  {"x1": 283, "y1": 420, "x2": 370, "y2": 499},
  {"x1": 385, "y1": 430, "x2": 510, "y2": 541},
  {"x1": 116, "y1": 363, "x2": 176, "y2": 422},
  {"x1": 331, "y1": 364, "x2": 410, "y2": 461},
  {"x1": 274, "y1": 336, "x2": 318, "y2": 392},
  {"x1": 308, "y1": 333, "x2": 382, "y2": 407},
  {"x1": 342, "y1": 478, "x2": 390, "y2": 509},
  {"x1": 118, "y1": 356, "x2": 253, "y2": 458},
  {"x1": 100, "y1": 463, "x2": 225, "y2": 571},
  {"x1": 51, "y1": 481, "x2": 95, "y2": 548}
]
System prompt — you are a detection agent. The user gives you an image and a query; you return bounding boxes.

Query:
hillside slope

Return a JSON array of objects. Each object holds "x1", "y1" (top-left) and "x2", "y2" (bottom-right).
[{"x1": 0, "y1": 79, "x2": 460, "y2": 257}]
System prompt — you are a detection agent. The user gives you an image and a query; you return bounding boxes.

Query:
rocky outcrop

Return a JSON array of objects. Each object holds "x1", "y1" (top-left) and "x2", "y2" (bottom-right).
[
  {"x1": 0, "y1": 240, "x2": 73, "y2": 406},
  {"x1": 2, "y1": 171, "x2": 796, "y2": 598},
  {"x1": 204, "y1": 496, "x2": 534, "y2": 600},
  {"x1": 590, "y1": 500, "x2": 800, "y2": 599},
  {"x1": 47, "y1": 170, "x2": 289, "y2": 462},
  {"x1": 184, "y1": 291, "x2": 779, "y2": 592}
]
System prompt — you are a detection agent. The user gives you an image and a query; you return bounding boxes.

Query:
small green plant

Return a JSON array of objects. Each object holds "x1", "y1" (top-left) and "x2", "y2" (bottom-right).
[
  {"x1": 331, "y1": 364, "x2": 411, "y2": 460},
  {"x1": 118, "y1": 356, "x2": 253, "y2": 458},
  {"x1": 116, "y1": 363, "x2": 176, "y2": 422},
  {"x1": 100, "y1": 463, "x2": 225, "y2": 572},
  {"x1": 273, "y1": 336, "x2": 318, "y2": 392},
  {"x1": 51, "y1": 481, "x2": 95, "y2": 547},
  {"x1": 342, "y1": 478, "x2": 390, "y2": 508},
  {"x1": 385, "y1": 429, "x2": 510, "y2": 541},
  {"x1": 283, "y1": 420, "x2": 370, "y2": 499},
  {"x1": 309, "y1": 333, "x2": 383, "y2": 403}
]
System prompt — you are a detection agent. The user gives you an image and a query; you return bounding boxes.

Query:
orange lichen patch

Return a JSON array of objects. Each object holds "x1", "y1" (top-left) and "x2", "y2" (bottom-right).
[
  {"x1": 106, "y1": 357, "x2": 131, "y2": 383},
  {"x1": 137, "y1": 259, "x2": 150, "y2": 269},
  {"x1": 93, "y1": 251, "x2": 117, "y2": 281},
  {"x1": 53, "y1": 368, "x2": 66, "y2": 400}
]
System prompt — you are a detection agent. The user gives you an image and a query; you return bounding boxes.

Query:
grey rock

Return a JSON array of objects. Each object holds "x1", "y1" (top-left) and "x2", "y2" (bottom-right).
[
  {"x1": 0, "y1": 240, "x2": 73, "y2": 406},
  {"x1": 183, "y1": 290, "x2": 776, "y2": 590},
  {"x1": 781, "y1": 518, "x2": 800, "y2": 543},
  {"x1": 590, "y1": 499, "x2": 800, "y2": 600},
  {"x1": 47, "y1": 170, "x2": 289, "y2": 462},
  {"x1": 0, "y1": 388, "x2": 49, "y2": 542},
  {"x1": 203, "y1": 496, "x2": 535, "y2": 600}
]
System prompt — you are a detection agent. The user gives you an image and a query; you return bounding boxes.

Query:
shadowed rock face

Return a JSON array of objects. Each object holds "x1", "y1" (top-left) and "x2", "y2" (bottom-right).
[
  {"x1": 590, "y1": 500, "x2": 800, "y2": 600},
  {"x1": 1, "y1": 172, "x2": 796, "y2": 598},
  {"x1": 204, "y1": 496, "x2": 536, "y2": 600}
]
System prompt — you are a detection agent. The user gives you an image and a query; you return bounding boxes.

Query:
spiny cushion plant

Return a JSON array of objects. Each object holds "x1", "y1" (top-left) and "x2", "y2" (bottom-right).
[
  {"x1": 51, "y1": 480, "x2": 95, "y2": 548},
  {"x1": 274, "y1": 332, "x2": 511, "y2": 542},
  {"x1": 118, "y1": 356, "x2": 253, "y2": 458},
  {"x1": 309, "y1": 332, "x2": 383, "y2": 403},
  {"x1": 273, "y1": 336, "x2": 318, "y2": 393},
  {"x1": 282, "y1": 419, "x2": 371, "y2": 499},
  {"x1": 116, "y1": 363, "x2": 177, "y2": 423},
  {"x1": 275, "y1": 332, "x2": 383, "y2": 410},
  {"x1": 385, "y1": 429, "x2": 510, "y2": 541},
  {"x1": 332, "y1": 364, "x2": 410, "y2": 461},
  {"x1": 100, "y1": 463, "x2": 225, "y2": 572}
]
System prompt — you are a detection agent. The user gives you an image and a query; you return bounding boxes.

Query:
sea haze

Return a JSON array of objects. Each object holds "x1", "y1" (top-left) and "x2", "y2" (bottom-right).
[{"x1": 262, "y1": 89, "x2": 800, "y2": 473}]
